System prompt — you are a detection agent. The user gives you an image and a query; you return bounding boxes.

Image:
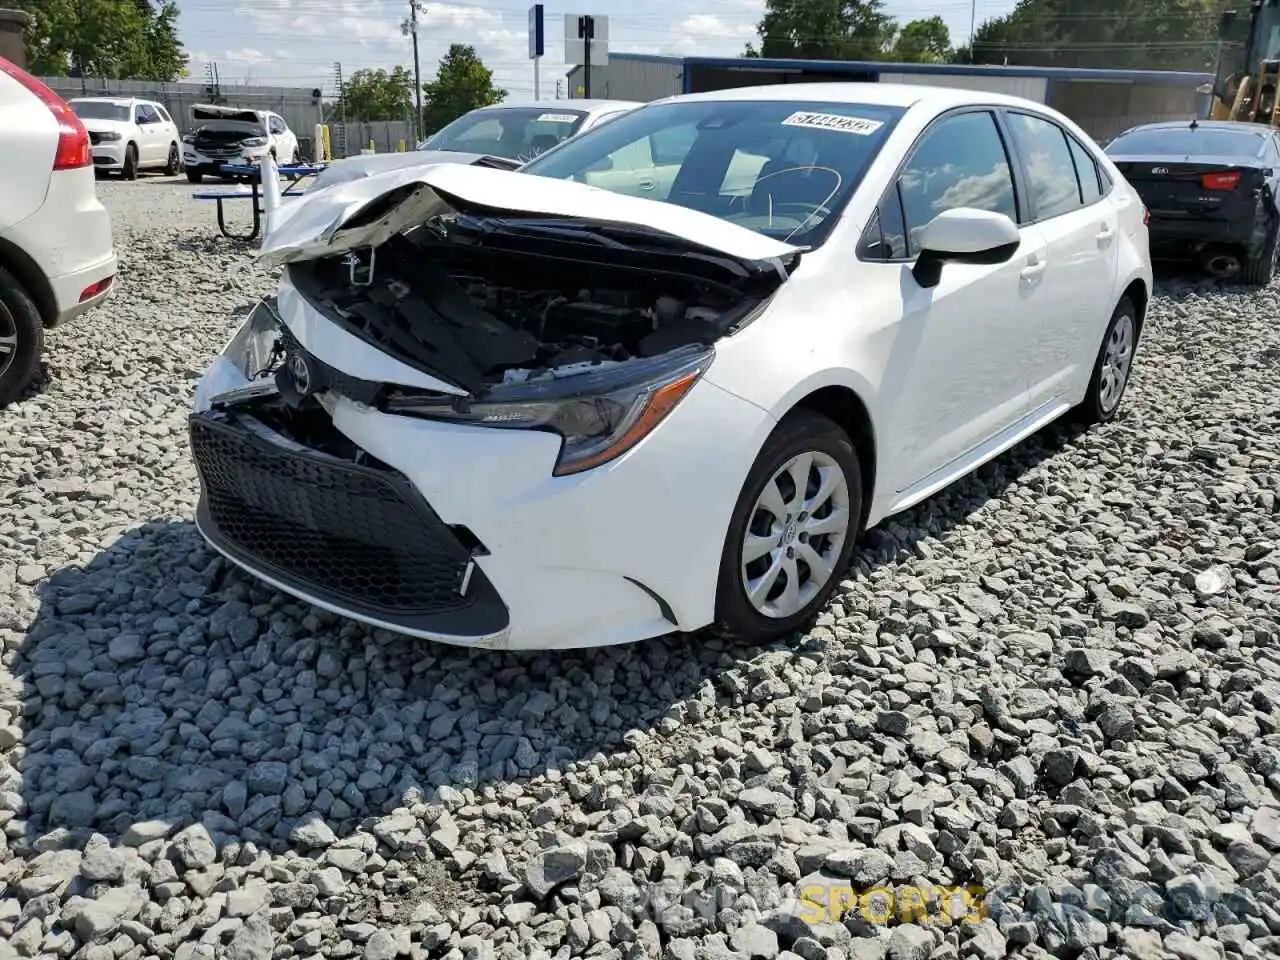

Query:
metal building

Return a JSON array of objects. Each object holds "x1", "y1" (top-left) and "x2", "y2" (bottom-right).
[{"x1": 566, "y1": 53, "x2": 1214, "y2": 143}]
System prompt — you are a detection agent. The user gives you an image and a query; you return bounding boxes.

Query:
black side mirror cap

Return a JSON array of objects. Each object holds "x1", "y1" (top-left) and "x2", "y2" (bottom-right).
[{"x1": 911, "y1": 240, "x2": 1021, "y2": 289}]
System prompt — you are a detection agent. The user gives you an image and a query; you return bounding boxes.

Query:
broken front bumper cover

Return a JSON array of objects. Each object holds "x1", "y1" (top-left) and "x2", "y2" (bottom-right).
[
  {"x1": 191, "y1": 299, "x2": 511, "y2": 646},
  {"x1": 189, "y1": 406, "x2": 511, "y2": 643}
]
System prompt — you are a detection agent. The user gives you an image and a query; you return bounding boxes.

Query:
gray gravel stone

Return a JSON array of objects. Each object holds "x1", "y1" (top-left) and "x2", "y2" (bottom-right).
[{"x1": 1, "y1": 182, "x2": 1278, "y2": 960}]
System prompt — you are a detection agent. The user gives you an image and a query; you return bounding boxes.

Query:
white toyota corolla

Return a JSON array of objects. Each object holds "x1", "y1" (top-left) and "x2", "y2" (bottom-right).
[{"x1": 190, "y1": 83, "x2": 1151, "y2": 651}]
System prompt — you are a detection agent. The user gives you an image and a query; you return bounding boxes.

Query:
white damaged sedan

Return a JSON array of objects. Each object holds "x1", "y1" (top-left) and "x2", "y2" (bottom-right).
[{"x1": 190, "y1": 83, "x2": 1152, "y2": 650}]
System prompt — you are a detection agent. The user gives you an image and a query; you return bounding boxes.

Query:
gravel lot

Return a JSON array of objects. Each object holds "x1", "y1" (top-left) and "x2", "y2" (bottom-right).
[{"x1": 0, "y1": 176, "x2": 1278, "y2": 960}]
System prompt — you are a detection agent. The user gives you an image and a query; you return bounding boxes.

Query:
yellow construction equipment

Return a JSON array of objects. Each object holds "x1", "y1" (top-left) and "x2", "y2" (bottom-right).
[{"x1": 1211, "y1": 0, "x2": 1280, "y2": 125}]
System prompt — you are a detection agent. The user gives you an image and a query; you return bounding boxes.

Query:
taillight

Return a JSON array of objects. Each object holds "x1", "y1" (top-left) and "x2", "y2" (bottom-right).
[
  {"x1": 1201, "y1": 170, "x2": 1241, "y2": 190},
  {"x1": 1143, "y1": 206, "x2": 1150, "y2": 226},
  {"x1": 0, "y1": 56, "x2": 91, "y2": 171}
]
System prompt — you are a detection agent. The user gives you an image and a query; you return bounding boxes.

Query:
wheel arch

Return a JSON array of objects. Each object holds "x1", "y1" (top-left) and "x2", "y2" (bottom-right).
[
  {"x1": 783, "y1": 384, "x2": 878, "y2": 534},
  {"x1": 0, "y1": 237, "x2": 56, "y2": 326},
  {"x1": 1120, "y1": 277, "x2": 1147, "y2": 338}
]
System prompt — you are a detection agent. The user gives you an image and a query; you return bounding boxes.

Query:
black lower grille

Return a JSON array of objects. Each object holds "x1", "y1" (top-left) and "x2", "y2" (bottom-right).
[{"x1": 189, "y1": 411, "x2": 505, "y2": 631}]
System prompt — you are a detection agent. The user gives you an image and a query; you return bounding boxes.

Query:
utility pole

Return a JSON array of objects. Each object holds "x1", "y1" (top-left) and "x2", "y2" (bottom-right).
[
  {"x1": 579, "y1": 15, "x2": 594, "y2": 99},
  {"x1": 402, "y1": 0, "x2": 424, "y2": 142},
  {"x1": 555, "y1": 79, "x2": 563, "y2": 100},
  {"x1": 332, "y1": 62, "x2": 347, "y2": 158}
]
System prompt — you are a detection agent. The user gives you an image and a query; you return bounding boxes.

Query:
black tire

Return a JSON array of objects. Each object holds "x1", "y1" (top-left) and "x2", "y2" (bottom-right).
[
  {"x1": 165, "y1": 142, "x2": 181, "y2": 176},
  {"x1": 711, "y1": 409, "x2": 862, "y2": 643},
  {"x1": 122, "y1": 143, "x2": 138, "y2": 180},
  {"x1": 1075, "y1": 296, "x2": 1139, "y2": 426},
  {"x1": 1241, "y1": 220, "x2": 1278, "y2": 285},
  {"x1": 0, "y1": 266, "x2": 45, "y2": 408},
  {"x1": 186, "y1": 168, "x2": 203, "y2": 184}
]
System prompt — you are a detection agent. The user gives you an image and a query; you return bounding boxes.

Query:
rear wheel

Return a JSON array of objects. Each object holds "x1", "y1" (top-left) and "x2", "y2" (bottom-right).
[
  {"x1": 711, "y1": 410, "x2": 862, "y2": 643},
  {"x1": 1075, "y1": 297, "x2": 1138, "y2": 426},
  {"x1": 122, "y1": 144, "x2": 138, "y2": 180},
  {"x1": 1242, "y1": 220, "x2": 1279, "y2": 285},
  {"x1": 0, "y1": 266, "x2": 44, "y2": 408}
]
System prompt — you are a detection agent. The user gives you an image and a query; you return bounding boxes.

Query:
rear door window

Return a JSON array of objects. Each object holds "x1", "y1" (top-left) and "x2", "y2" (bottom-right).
[{"x1": 1005, "y1": 112, "x2": 1085, "y2": 220}]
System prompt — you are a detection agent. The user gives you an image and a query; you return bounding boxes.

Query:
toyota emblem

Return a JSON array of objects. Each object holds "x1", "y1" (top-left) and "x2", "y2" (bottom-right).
[{"x1": 289, "y1": 353, "x2": 312, "y2": 396}]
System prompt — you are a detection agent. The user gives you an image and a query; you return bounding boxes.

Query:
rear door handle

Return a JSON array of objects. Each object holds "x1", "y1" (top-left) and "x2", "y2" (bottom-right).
[{"x1": 1097, "y1": 224, "x2": 1116, "y2": 245}]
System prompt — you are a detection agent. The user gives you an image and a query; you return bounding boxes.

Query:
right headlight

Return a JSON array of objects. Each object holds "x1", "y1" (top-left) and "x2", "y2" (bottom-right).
[
  {"x1": 384, "y1": 345, "x2": 713, "y2": 476},
  {"x1": 241, "y1": 137, "x2": 269, "y2": 148}
]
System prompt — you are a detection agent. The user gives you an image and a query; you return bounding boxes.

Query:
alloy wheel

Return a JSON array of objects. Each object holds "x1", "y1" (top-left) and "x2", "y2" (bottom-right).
[
  {"x1": 740, "y1": 450, "x2": 851, "y2": 619},
  {"x1": 0, "y1": 301, "x2": 18, "y2": 381}
]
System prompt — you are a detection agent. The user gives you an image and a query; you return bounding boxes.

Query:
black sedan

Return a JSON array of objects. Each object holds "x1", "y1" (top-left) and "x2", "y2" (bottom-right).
[{"x1": 1105, "y1": 119, "x2": 1280, "y2": 283}]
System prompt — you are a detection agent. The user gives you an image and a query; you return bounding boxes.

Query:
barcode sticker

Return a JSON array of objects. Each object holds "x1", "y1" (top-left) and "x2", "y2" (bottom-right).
[
  {"x1": 781, "y1": 112, "x2": 884, "y2": 135},
  {"x1": 537, "y1": 113, "x2": 579, "y2": 123}
]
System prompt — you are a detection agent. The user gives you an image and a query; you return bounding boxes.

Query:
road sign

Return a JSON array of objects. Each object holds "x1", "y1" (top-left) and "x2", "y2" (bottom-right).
[
  {"x1": 564, "y1": 14, "x2": 609, "y2": 66},
  {"x1": 528, "y1": 4, "x2": 544, "y2": 59}
]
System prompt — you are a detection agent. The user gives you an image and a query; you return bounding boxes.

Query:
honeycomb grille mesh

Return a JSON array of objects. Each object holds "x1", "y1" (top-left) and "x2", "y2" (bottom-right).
[{"x1": 190, "y1": 413, "x2": 472, "y2": 614}]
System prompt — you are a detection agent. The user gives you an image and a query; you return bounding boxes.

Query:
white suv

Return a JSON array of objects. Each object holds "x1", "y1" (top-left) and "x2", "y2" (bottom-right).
[
  {"x1": 69, "y1": 96, "x2": 182, "y2": 179},
  {"x1": 183, "y1": 105, "x2": 299, "y2": 183},
  {"x1": 0, "y1": 58, "x2": 116, "y2": 405}
]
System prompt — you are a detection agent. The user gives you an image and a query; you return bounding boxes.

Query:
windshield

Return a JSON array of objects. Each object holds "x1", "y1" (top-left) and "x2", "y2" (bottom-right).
[
  {"x1": 1106, "y1": 126, "x2": 1266, "y2": 158},
  {"x1": 422, "y1": 108, "x2": 587, "y2": 162},
  {"x1": 71, "y1": 101, "x2": 130, "y2": 121},
  {"x1": 519, "y1": 99, "x2": 905, "y2": 248}
]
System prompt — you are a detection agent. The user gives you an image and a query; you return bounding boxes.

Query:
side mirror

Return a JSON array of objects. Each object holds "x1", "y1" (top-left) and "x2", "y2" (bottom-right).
[{"x1": 912, "y1": 208, "x2": 1022, "y2": 288}]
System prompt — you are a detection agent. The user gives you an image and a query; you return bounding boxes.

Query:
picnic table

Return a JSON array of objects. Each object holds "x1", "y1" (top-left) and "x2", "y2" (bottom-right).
[{"x1": 193, "y1": 161, "x2": 327, "y2": 241}]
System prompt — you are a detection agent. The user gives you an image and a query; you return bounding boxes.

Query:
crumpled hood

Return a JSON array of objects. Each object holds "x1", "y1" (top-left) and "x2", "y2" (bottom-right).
[
  {"x1": 256, "y1": 161, "x2": 802, "y2": 269},
  {"x1": 307, "y1": 150, "x2": 512, "y2": 192}
]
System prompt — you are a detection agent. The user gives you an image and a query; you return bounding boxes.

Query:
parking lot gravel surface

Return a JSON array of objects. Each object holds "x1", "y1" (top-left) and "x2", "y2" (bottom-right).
[{"x1": 0, "y1": 176, "x2": 1278, "y2": 960}]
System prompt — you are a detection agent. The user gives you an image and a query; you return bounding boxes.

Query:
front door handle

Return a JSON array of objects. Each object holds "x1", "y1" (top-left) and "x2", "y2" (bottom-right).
[
  {"x1": 637, "y1": 177, "x2": 655, "y2": 191},
  {"x1": 1020, "y1": 256, "x2": 1047, "y2": 281},
  {"x1": 1097, "y1": 224, "x2": 1116, "y2": 245}
]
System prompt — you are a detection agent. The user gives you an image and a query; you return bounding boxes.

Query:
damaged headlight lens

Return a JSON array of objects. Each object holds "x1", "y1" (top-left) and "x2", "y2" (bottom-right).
[
  {"x1": 242, "y1": 137, "x2": 269, "y2": 148},
  {"x1": 386, "y1": 345, "x2": 713, "y2": 477},
  {"x1": 224, "y1": 298, "x2": 284, "y2": 379}
]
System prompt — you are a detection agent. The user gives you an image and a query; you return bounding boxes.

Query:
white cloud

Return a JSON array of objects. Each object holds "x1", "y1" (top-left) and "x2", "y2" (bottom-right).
[{"x1": 671, "y1": 14, "x2": 757, "y2": 54}]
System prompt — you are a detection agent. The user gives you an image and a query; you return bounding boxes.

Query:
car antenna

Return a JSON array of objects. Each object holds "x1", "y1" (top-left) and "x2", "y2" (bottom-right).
[{"x1": 1189, "y1": 118, "x2": 1199, "y2": 129}]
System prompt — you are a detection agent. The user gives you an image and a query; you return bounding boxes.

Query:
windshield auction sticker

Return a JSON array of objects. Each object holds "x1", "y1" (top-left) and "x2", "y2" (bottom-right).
[
  {"x1": 782, "y1": 112, "x2": 884, "y2": 135},
  {"x1": 537, "y1": 113, "x2": 579, "y2": 123}
]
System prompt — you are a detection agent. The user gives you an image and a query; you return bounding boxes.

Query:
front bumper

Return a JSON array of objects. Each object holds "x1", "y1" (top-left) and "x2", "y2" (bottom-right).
[
  {"x1": 183, "y1": 145, "x2": 269, "y2": 172},
  {"x1": 189, "y1": 301, "x2": 775, "y2": 649},
  {"x1": 91, "y1": 141, "x2": 127, "y2": 168}
]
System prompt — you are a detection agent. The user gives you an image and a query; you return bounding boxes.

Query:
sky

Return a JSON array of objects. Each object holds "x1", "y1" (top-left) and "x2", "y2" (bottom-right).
[{"x1": 182, "y1": 0, "x2": 1020, "y2": 99}]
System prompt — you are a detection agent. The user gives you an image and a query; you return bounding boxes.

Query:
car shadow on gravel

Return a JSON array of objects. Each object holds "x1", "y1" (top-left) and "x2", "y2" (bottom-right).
[{"x1": 9, "y1": 414, "x2": 1092, "y2": 857}]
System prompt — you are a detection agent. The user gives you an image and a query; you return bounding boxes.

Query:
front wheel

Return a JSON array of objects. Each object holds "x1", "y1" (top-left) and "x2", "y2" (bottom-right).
[
  {"x1": 711, "y1": 409, "x2": 862, "y2": 643},
  {"x1": 122, "y1": 143, "x2": 138, "y2": 180},
  {"x1": 186, "y1": 168, "x2": 203, "y2": 184},
  {"x1": 1075, "y1": 297, "x2": 1138, "y2": 426},
  {"x1": 165, "y1": 142, "x2": 181, "y2": 176}
]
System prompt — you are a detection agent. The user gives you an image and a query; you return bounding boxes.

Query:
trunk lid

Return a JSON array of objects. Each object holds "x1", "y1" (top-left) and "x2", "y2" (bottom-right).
[
  {"x1": 1111, "y1": 153, "x2": 1265, "y2": 220},
  {"x1": 256, "y1": 161, "x2": 803, "y2": 272}
]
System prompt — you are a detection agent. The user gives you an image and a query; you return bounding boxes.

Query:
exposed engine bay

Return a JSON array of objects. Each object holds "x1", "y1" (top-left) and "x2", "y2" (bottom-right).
[{"x1": 285, "y1": 212, "x2": 781, "y2": 394}]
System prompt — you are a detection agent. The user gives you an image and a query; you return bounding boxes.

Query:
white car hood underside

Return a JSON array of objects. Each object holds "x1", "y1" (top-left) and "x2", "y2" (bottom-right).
[{"x1": 256, "y1": 161, "x2": 802, "y2": 268}]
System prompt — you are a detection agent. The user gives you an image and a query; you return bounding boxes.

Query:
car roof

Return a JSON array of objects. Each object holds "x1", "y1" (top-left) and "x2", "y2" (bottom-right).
[
  {"x1": 1118, "y1": 119, "x2": 1266, "y2": 134},
  {"x1": 477, "y1": 98, "x2": 642, "y2": 114},
  {"x1": 655, "y1": 82, "x2": 1060, "y2": 113}
]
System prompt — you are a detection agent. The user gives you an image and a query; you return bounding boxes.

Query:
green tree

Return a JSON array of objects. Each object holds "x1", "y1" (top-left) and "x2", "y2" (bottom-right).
[
  {"x1": 889, "y1": 16, "x2": 952, "y2": 63},
  {"x1": 420, "y1": 44, "x2": 505, "y2": 134},
  {"x1": 753, "y1": 0, "x2": 897, "y2": 61},
  {"x1": 330, "y1": 66, "x2": 415, "y2": 121},
  {"x1": 967, "y1": 0, "x2": 1218, "y2": 71},
  {"x1": 13, "y1": 0, "x2": 187, "y2": 80}
]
